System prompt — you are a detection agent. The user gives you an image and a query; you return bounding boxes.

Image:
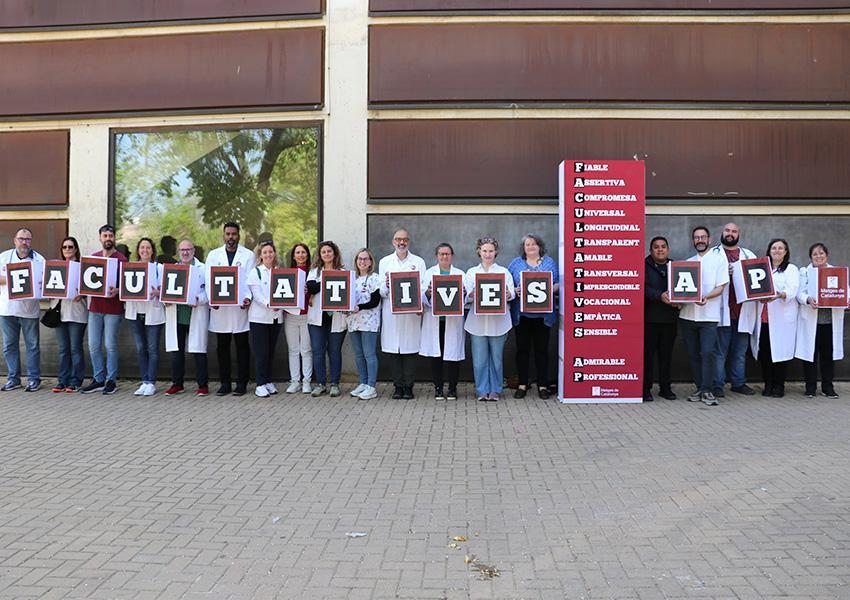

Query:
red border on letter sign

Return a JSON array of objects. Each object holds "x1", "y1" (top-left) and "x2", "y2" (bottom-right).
[
  {"x1": 668, "y1": 261, "x2": 702, "y2": 303},
  {"x1": 209, "y1": 266, "x2": 239, "y2": 306},
  {"x1": 80, "y1": 256, "x2": 109, "y2": 297},
  {"x1": 520, "y1": 271, "x2": 553, "y2": 313},
  {"x1": 474, "y1": 272, "x2": 507, "y2": 315},
  {"x1": 390, "y1": 271, "x2": 422, "y2": 314},
  {"x1": 431, "y1": 274, "x2": 464, "y2": 317},
  {"x1": 740, "y1": 257, "x2": 775, "y2": 300},
  {"x1": 321, "y1": 270, "x2": 353, "y2": 311},
  {"x1": 160, "y1": 263, "x2": 190, "y2": 304},
  {"x1": 6, "y1": 262, "x2": 34, "y2": 300},
  {"x1": 120, "y1": 262, "x2": 151, "y2": 301},
  {"x1": 42, "y1": 260, "x2": 69, "y2": 298},
  {"x1": 270, "y1": 268, "x2": 302, "y2": 308}
]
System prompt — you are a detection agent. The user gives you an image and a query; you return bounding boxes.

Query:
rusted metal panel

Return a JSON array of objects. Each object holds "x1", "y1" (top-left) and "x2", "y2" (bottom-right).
[
  {"x1": 0, "y1": 220, "x2": 68, "y2": 256},
  {"x1": 370, "y1": 0, "x2": 850, "y2": 11},
  {"x1": 0, "y1": 0, "x2": 323, "y2": 28},
  {"x1": 368, "y1": 119, "x2": 850, "y2": 200},
  {"x1": 0, "y1": 131, "x2": 68, "y2": 206},
  {"x1": 0, "y1": 28, "x2": 324, "y2": 118},
  {"x1": 370, "y1": 23, "x2": 850, "y2": 104}
]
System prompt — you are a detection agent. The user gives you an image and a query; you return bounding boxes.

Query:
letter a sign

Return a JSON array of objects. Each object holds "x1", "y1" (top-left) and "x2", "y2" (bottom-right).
[
  {"x1": 320, "y1": 270, "x2": 355, "y2": 311},
  {"x1": 431, "y1": 274, "x2": 464, "y2": 317},
  {"x1": 270, "y1": 268, "x2": 305, "y2": 309},
  {"x1": 520, "y1": 271, "x2": 553, "y2": 313},
  {"x1": 390, "y1": 271, "x2": 422, "y2": 314},
  {"x1": 474, "y1": 272, "x2": 507, "y2": 315},
  {"x1": 42, "y1": 260, "x2": 81, "y2": 299},
  {"x1": 668, "y1": 261, "x2": 701, "y2": 303}
]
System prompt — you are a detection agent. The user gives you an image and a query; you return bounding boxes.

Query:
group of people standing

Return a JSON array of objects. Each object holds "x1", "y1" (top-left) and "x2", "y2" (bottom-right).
[
  {"x1": 0, "y1": 224, "x2": 560, "y2": 402},
  {"x1": 644, "y1": 222, "x2": 845, "y2": 405}
]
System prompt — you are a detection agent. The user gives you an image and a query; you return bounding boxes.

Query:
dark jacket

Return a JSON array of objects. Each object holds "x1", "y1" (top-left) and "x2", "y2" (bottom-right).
[{"x1": 645, "y1": 255, "x2": 679, "y2": 324}]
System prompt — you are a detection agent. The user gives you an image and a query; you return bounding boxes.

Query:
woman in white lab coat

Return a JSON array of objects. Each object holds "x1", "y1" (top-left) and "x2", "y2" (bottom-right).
[
  {"x1": 795, "y1": 242, "x2": 845, "y2": 398},
  {"x1": 420, "y1": 243, "x2": 466, "y2": 400},
  {"x1": 247, "y1": 240, "x2": 284, "y2": 397},
  {"x1": 125, "y1": 237, "x2": 165, "y2": 396},
  {"x1": 745, "y1": 239, "x2": 799, "y2": 398}
]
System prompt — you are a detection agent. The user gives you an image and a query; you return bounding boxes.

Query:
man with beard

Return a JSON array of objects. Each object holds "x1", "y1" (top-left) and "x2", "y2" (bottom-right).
[
  {"x1": 643, "y1": 236, "x2": 679, "y2": 402},
  {"x1": 710, "y1": 222, "x2": 757, "y2": 397},
  {"x1": 205, "y1": 223, "x2": 255, "y2": 396},
  {"x1": 679, "y1": 226, "x2": 729, "y2": 406},
  {"x1": 81, "y1": 224, "x2": 127, "y2": 395}
]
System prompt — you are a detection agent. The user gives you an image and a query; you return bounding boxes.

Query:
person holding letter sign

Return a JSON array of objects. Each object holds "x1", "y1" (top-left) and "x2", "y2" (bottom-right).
[
  {"x1": 678, "y1": 226, "x2": 729, "y2": 406},
  {"x1": 284, "y1": 243, "x2": 313, "y2": 394},
  {"x1": 206, "y1": 223, "x2": 255, "y2": 397},
  {"x1": 379, "y1": 229, "x2": 426, "y2": 400},
  {"x1": 81, "y1": 225, "x2": 127, "y2": 395},
  {"x1": 741, "y1": 239, "x2": 799, "y2": 398},
  {"x1": 0, "y1": 227, "x2": 45, "y2": 392},
  {"x1": 50, "y1": 237, "x2": 88, "y2": 393},
  {"x1": 643, "y1": 236, "x2": 679, "y2": 402},
  {"x1": 795, "y1": 243, "x2": 844, "y2": 398},
  {"x1": 347, "y1": 248, "x2": 382, "y2": 400},
  {"x1": 163, "y1": 240, "x2": 209, "y2": 397},
  {"x1": 247, "y1": 240, "x2": 284, "y2": 398},
  {"x1": 420, "y1": 243, "x2": 466, "y2": 401},
  {"x1": 306, "y1": 241, "x2": 348, "y2": 397},
  {"x1": 125, "y1": 238, "x2": 165, "y2": 396},
  {"x1": 465, "y1": 237, "x2": 516, "y2": 402},
  {"x1": 508, "y1": 233, "x2": 559, "y2": 400}
]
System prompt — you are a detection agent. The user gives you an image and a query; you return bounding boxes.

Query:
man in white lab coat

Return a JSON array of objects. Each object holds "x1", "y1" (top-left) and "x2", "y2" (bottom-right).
[
  {"x1": 379, "y1": 228, "x2": 426, "y2": 399},
  {"x1": 206, "y1": 223, "x2": 255, "y2": 396}
]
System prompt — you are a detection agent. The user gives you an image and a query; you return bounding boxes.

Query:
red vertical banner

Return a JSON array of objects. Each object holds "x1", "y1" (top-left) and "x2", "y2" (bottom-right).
[{"x1": 559, "y1": 160, "x2": 645, "y2": 403}]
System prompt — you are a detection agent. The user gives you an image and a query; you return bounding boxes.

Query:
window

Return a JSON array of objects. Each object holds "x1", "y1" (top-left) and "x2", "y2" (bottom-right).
[{"x1": 112, "y1": 125, "x2": 319, "y2": 262}]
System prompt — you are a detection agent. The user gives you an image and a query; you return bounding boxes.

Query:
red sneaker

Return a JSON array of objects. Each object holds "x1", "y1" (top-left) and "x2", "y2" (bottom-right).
[
  {"x1": 195, "y1": 386, "x2": 209, "y2": 397},
  {"x1": 52, "y1": 385, "x2": 65, "y2": 393},
  {"x1": 164, "y1": 385, "x2": 184, "y2": 396}
]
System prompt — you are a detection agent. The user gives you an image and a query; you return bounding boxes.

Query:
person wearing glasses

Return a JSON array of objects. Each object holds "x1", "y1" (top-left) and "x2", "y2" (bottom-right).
[
  {"x1": 247, "y1": 240, "x2": 284, "y2": 397},
  {"x1": 379, "y1": 229, "x2": 426, "y2": 399},
  {"x1": 50, "y1": 237, "x2": 88, "y2": 393},
  {"x1": 125, "y1": 238, "x2": 166, "y2": 396},
  {"x1": 0, "y1": 227, "x2": 45, "y2": 392},
  {"x1": 163, "y1": 240, "x2": 210, "y2": 397},
  {"x1": 284, "y1": 243, "x2": 313, "y2": 394},
  {"x1": 81, "y1": 224, "x2": 127, "y2": 395},
  {"x1": 679, "y1": 226, "x2": 729, "y2": 406},
  {"x1": 347, "y1": 248, "x2": 382, "y2": 400}
]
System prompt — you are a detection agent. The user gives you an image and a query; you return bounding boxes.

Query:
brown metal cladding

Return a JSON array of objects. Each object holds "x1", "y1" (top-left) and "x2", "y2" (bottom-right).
[
  {"x1": 0, "y1": 220, "x2": 68, "y2": 256},
  {"x1": 369, "y1": 23, "x2": 850, "y2": 104},
  {"x1": 368, "y1": 119, "x2": 850, "y2": 200},
  {"x1": 0, "y1": 28, "x2": 324, "y2": 118},
  {"x1": 370, "y1": 0, "x2": 850, "y2": 11},
  {"x1": 0, "y1": 131, "x2": 69, "y2": 206},
  {"x1": 0, "y1": 0, "x2": 323, "y2": 28}
]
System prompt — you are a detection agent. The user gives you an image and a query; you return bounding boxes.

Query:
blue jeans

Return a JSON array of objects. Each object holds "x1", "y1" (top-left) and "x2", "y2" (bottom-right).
[
  {"x1": 679, "y1": 318, "x2": 719, "y2": 393},
  {"x1": 56, "y1": 321, "x2": 86, "y2": 387},
  {"x1": 130, "y1": 317, "x2": 162, "y2": 384},
  {"x1": 1, "y1": 315, "x2": 40, "y2": 384},
  {"x1": 308, "y1": 313, "x2": 346, "y2": 385},
  {"x1": 349, "y1": 330, "x2": 379, "y2": 386},
  {"x1": 87, "y1": 312, "x2": 122, "y2": 383},
  {"x1": 714, "y1": 320, "x2": 749, "y2": 389},
  {"x1": 470, "y1": 333, "x2": 507, "y2": 397}
]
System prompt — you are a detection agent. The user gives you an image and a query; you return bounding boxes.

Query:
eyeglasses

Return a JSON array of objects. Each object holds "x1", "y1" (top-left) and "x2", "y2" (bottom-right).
[
  {"x1": 179, "y1": 248, "x2": 194, "y2": 253},
  {"x1": 61, "y1": 245, "x2": 76, "y2": 250},
  {"x1": 16, "y1": 237, "x2": 32, "y2": 243},
  {"x1": 393, "y1": 237, "x2": 409, "y2": 243},
  {"x1": 356, "y1": 256, "x2": 372, "y2": 261},
  {"x1": 693, "y1": 235, "x2": 709, "y2": 241}
]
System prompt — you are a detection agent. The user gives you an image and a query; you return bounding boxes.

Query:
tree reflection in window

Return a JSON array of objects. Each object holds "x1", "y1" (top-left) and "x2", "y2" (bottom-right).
[{"x1": 113, "y1": 126, "x2": 319, "y2": 260}]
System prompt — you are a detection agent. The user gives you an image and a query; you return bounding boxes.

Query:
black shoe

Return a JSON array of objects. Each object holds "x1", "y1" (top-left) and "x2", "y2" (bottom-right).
[
  {"x1": 513, "y1": 387, "x2": 527, "y2": 399},
  {"x1": 659, "y1": 389, "x2": 677, "y2": 400},
  {"x1": 730, "y1": 384, "x2": 756, "y2": 396},
  {"x1": 102, "y1": 380, "x2": 117, "y2": 395},
  {"x1": 822, "y1": 389, "x2": 839, "y2": 399},
  {"x1": 643, "y1": 393, "x2": 654, "y2": 402},
  {"x1": 762, "y1": 386, "x2": 773, "y2": 397},
  {"x1": 392, "y1": 386, "x2": 403, "y2": 400},
  {"x1": 772, "y1": 386, "x2": 785, "y2": 398},
  {"x1": 805, "y1": 387, "x2": 816, "y2": 398},
  {"x1": 434, "y1": 387, "x2": 445, "y2": 400},
  {"x1": 402, "y1": 385, "x2": 414, "y2": 400},
  {"x1": 712, "y1": 387, "x2": 725, "y2": 398},
  {"x1": 538, "y1": 387, "x2": 550, "y2": 399},
  {"x1": 232, "y1": 386, "x2": 247, "y2": 397},
  {"x1": 216, "y1": 383, "x2": 232, "y2": 396},
  {"x1": 446, "y1": 388, "x2": 457, "y2": 401},
  {"x1": 81, "y1": 380, "x2": 105, "y2": 394}
]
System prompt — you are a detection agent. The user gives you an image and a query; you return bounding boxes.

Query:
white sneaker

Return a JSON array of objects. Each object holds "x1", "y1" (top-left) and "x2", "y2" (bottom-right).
[
  {"x1": 134, "y1": 383, "x2": 147, "y2": 396},
  {"x1": 350, "y1": 383, "x2": 367, "y2": 397},
  {"x1": 265, "y1": 383, "x2": 278, "y2": 395},
  {"x1": 143, "y1": 383, "x2": 157, "y2": 396},
  {"x1": 286, "y1": 381, "x2": 300, "y2": 393},
  {"x1": 255, "y1": 385, "x2": 270, "y2": 398},
  {"x1": 358, "y1": 385, "x2": 377, "y2": 400},
  {"x1": 302, "y1": 381, "x2": 312, "y2": 394}
]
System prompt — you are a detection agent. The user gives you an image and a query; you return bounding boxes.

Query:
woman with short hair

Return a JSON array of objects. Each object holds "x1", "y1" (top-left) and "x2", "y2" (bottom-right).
[
  {"x1": 247, "y1": 240, "x2": 284, "y2": 397},
  {"x1": 51, "y1": 236, "x2": 88, "y2": 393},
  {"x1": 125, "y1": 237, "x2": 165, "y2": 396}
]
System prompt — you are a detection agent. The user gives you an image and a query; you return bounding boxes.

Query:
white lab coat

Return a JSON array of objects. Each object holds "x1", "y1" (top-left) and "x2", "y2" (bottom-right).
[
  {"x1": 124, "y1": 263, "x2": 166, "y2": 326},
  {"x1": 741, "y1": 264, "x2": 800, "y2": 362},
  {"x1": 306, "y1": 267, "x2": 348, "y2": 332},
  {"x1": 709, "y1": 244, "x2": 758, "y2": 329},
  {"x1": 165, "y1": 259, "x2": 209, "y2": 353},
  {"x1": 247, "y1": 264, "x2": 283, "y2": 324},
  {"x1": 379, "y1": 251, "x2": 427, "y2": 353},
  {"x1": 419, "y1": 264, "x2": 466, "y2": 361},
  {"x1": 205, "y1": 244, "x2": 255, "y2": 334},
  {"x1": 794, "y1": 263, "x2": 846, "y2": 362},
  {"x1": 464, "y1": 263, "x2": 517, "y2": 337}
]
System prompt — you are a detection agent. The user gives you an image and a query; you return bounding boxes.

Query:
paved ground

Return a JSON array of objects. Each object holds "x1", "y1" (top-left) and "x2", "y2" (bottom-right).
[{"x1": 0, "y1": 381, "x2": 847, "y2": 600}]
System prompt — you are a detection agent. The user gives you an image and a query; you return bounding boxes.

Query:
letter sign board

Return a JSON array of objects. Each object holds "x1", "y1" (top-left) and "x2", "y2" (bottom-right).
[
  {"x1": 520, "y1": 271, "x2": 553, "y2": 313},
  {"x1": 6, "y1": 262, "x2": 40, "y2": 300},
  {"x1": 816, "y1": 266, "x2": 849, "y2": 308},
  {"x1": 160, "y1": 263, "x2": 203, "y2": 305},
  {"x1": 431, "y1": 274, "x2": 464, "y2": 317},
  {"x1": 473, "y1": 272, "x2": 507, "y2": 315},
  {"x1": 668, "y1": 261, "x2": 702, "y2": 303},
  {"x1": 120, "y1": 262, "x2": 158, "y2": 301},
  {"x1": 320, "y1": 270, "x2": 355, "y2": 311},
  {"x1": 732, "y1": 257, "x2": 775, "y2": 302},
  {"x1": 80, "y1": 256, "x2": 118, "y2": 297},
  {"x1": 42, "y1": 260, "x2": 81, "y2": 299},
  {"x1": 390, "y1": 271, "x2": 422, "y2": 314},
  {"x1": 209, "y1": 266, "x2": 243, "y2": 306},
  {"x1": 270, "y1": 268, "x2": 305, "y2": 309}
]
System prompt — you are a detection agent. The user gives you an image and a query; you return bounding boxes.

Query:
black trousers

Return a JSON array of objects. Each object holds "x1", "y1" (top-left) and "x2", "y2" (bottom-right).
[
  {"x1": 643, "y1": 321, "x2": 677, "y2": 393},
  {"x1": 217, "y1": 331, "x2": 250, "y2": 387},
  {"x1": 171, "y1": 323, "x2": 208, "y2": 387},
  {"x1": 430, "y1": 319, "x2": 459, "y2": 390},
  {"x1": 388, "y1": 352, "x2": 417, "y2": 387},
  {"x1": 514, "y1": 316, "x2": 551, "y2": 388},
  {"x1": 250, "y1": 322, "x2": 280, "y2": 386},
  {"x1": 758, "y1": 324, "x2": 787, "y2": 392},
  {"x1": 803, "y1": 323, "x2": 835, "y2": 393}
]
